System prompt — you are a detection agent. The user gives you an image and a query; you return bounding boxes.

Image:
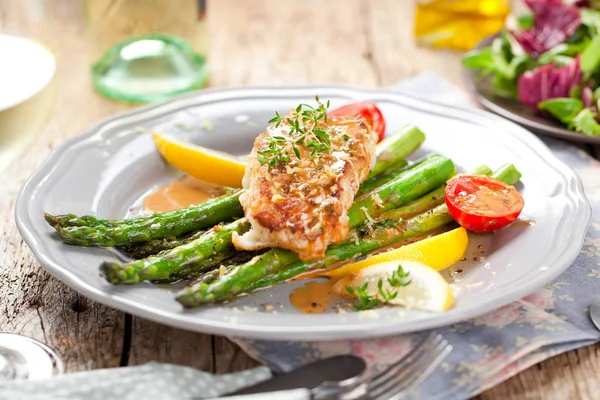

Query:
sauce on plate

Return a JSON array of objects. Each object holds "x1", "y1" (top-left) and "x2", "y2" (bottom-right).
[
  {"x1": 289, "y1": 280, "x2": 340, "y2": 314},
  {"x1": 513, "y1": 219, "x2": 536, "y2": 228},
  {"x1": 143, "y1": 176, "x2": 225, "y2": 213}
]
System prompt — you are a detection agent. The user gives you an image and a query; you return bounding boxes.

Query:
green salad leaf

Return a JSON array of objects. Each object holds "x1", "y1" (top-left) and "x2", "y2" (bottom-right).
[
  {"x1": 581, "y1": 35, "x2": 600, "y2": 79},
  {"x1": 538, "y1": 98, "x2": 584, "y2": 124},
  {"x1": 538, "y1": 41, "x2": 589, "y2": 65},
  {"x1": 570, "y1": 85, "x2": 583, "y2": 100},
  {"x1": 493, "y1": 33, "x2": 531, "y2": 79},
  {"x1": 492, "y1": 75, "x2": 519, "y2": 98},
  {"x1": 517, "y1": 13, "x2": 534, "y2": 30},
  {"x1": 569, "y1": 108, "x2": 600, "y2": 137},
  {"x1": 463, "y1": 32, "x2": 531, "y2": 98},
  {"x1": 462, "y1": 48, "x2": 496, "y2": 73}
]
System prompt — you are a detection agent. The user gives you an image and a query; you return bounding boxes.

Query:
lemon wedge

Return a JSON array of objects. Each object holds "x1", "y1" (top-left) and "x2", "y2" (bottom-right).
[
  {"x1": 153, "y1": 132, "x2": 246, "y2": 188},
  {"x1": 323, "y1": 227, "x2": 468, "y2": 279},
  {"x1": 333, "y1": 260, "x2": 455, "y2": 312}
]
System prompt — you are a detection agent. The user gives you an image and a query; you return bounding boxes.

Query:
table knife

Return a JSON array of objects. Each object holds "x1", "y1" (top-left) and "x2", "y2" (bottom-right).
[{"x1": 222, "y1": 355, "x2": 366, "y2": 396}]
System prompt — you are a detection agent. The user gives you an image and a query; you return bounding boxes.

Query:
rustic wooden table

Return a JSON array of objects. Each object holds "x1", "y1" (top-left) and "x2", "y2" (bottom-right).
[{"x1": 1, "y1": 1, "x2": 599, "y2": 399}]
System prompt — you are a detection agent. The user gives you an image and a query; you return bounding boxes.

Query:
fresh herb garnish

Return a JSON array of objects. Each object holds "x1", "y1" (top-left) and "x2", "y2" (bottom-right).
[
  {"x1": 346, "y1": 283, "x2": 378, "y2": 311},
  {"x1": 259, "y1": 96, "x2": 333, "y2": 170},
  {"x1": 345, "y1": 264, "x2": 412, "y2": 311},
  {"x1": 355, "y1": 219, "x2": 399, "y2": 237}
]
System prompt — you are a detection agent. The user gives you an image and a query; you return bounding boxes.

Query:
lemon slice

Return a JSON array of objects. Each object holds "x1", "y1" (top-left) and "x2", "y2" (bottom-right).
[
  {"x1": 323, "y1": 227, "x2": 468, "y2": 279},
  {"x1": 333, "y1": 260, "x2": 455, "y2": 312},
  {"x1": 153, "y1": 132, "x2": 246, "y2": 188}
]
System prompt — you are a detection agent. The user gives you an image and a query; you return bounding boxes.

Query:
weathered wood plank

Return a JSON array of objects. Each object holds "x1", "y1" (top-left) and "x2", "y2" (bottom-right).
[
  {"x1": 127, "y1": 318, "x2": 214, "y2": 371},
  {"x1": 365, "y1": 0, "x2": 465, "y2": 87},
  {"x1": 214, "y1": 338, "x2": 260, "y2": 374},
  {"x1": 0, "y1": 0, "x2": 128, "y2": 372},
  {"x1": 477, "y1": 344, "x2": 600, "y2": 400},
  {"x1": 207, "y1": 0, "x2": 379, "y2": 88}
]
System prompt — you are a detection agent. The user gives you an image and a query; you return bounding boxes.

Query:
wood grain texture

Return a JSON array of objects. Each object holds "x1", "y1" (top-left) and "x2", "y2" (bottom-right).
[
  {"x1": 127, "y1": 318, "x2": 214, "y2": 371},
  {"x1": 0, "y1": 0, "x2": 128, "y2": 372},
  {"x1": 476, "y1": 344, "x2": 600, "y2": 400},
  {"x1": 0, "y1": 0, "x2": 599, "y2": 399}
]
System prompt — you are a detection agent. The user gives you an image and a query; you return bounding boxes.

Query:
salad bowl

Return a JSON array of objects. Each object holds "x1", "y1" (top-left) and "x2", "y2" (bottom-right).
[{"x1": 464, "y1": 35, "x2": 600, "y2": 145}]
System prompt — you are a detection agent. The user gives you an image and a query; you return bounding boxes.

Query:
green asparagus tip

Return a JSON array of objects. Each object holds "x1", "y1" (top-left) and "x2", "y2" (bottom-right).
[
  {"x1": 44, "y1": 213, "x2": 60, "y2": 228},
  {"x1": 492, "y1": 164, "x2": 522, "y2": 186},
  {"x1": 100, "y1": 262, "x2": 128, "y2": 284},
  {"x1": 471, "y1": 165, "x2": 493, "y2": 176},
  {"x1": 176, "y1": 284, "x2": 212, "y2": 308}
]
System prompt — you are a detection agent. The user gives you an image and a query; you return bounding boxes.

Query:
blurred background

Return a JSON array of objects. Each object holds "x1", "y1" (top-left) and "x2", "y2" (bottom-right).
[{"x1": 0, "y1": 0, "x2": 520, "y2": 175}]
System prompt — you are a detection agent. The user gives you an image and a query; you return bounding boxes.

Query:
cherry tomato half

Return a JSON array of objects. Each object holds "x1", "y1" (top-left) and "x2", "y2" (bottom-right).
[
  {"x1": 328, "y1": 102, "x2": 386, "y2": 142},
  {"x1": 445, "y1": 175, "x2": 524, "y2": 232}
]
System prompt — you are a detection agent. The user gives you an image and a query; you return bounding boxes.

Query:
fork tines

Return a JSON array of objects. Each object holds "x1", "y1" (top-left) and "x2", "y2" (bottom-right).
[{"x1": 367, "y1": 332, "x2": 452, "y2": 400}]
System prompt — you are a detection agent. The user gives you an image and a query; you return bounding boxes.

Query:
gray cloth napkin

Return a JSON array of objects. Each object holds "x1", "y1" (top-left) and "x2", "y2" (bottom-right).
[{"x1": 0, "y1": 362, "x2": 310, "y2": 400}]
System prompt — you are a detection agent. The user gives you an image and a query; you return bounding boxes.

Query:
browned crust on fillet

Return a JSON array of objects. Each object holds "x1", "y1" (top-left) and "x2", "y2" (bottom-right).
[{"x1": 233, "y1": 112, "x2": 377, "y2": 260}]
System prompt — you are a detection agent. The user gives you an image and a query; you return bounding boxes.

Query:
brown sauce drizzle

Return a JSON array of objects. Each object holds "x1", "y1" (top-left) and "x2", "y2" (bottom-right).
[
  {"x1": 143, "y1": 176, "x2": 225, "y2": 213},
  {"x1": 289, "y1": 280, "x2": 339, "y2": 314}
]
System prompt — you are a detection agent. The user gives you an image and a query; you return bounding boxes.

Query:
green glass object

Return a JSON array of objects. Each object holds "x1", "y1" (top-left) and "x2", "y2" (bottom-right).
[{"x1": 91, "y1": 33, "x2": 208, "y2": 103}]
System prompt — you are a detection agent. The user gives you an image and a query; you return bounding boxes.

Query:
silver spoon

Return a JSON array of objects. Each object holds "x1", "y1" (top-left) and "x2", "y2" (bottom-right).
[{"x1": 590, "y1": 299, "x2": 600, "y2": 331}]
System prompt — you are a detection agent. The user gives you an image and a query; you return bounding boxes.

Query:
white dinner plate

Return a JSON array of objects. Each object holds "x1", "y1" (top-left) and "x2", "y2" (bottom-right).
[{"x1": 15, "y1": 86, "x2": 591, "y2": 340}]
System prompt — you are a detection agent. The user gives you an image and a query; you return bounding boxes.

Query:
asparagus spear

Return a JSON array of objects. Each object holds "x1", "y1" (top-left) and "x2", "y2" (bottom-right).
[
  {"x1": 490, "y1": 163, "x2": 522, "y2": 184},
  {"x1": 116, "y1": 230, "x2": 206, "y2": 259},
  {"x1": 378, "y1": 164, "x2": 493, "y2": 220},
  {"x1": 100, "y1": 219, "x2": 251, "y2": 284},
  {"x1": 150, "y1": 249, "x2": 237, "y2": 284},
  {"x1": 244, "y1": 165, "x2": 517, "y2": 295},
  {"x1": 57, "y1": 191, "x2": 244, "y2": 247},
  {"x1": 151, "y1": 249, "x2": 260, "y2": 284},
  {"x1": 139, "y1": 158, "x2": 487, "y2": 282},
  {"x1": 175, "y1": 157, "x2": 457, "y2": 305},
  {"x1": 44, "y1": 214, "x2": 122, "y2": 228},
  {"x1": 243, "y1": 164, "x2": 522, "y2": 294},
  {"x1": 102, "y1": 155, "x2": 453, "y2": 284},
  {"x1": 46, "y1": 126, "x2": 425, "y2": 233},
  {"x1": 176, "y1": 205, "x2": 453, "y2": 306},
  {"x1": 367, "y1": 125, "x2": 426, "y2": 179},
  {"x1": 190, "y1": 165, "x2": 491, "y2": 288},
  {"x1": 357, "y1": 159, "x2": 408, "y2": 197},
  {"x1": 176, "y1": 164, "x2": 521, "y2": 307},
  {"x1": 95, "y1": 126, "x2": 429, "y2": 282},
  {"x1": 44, "y1": 187, "x2": 240, "y2": 229},
  {"x1": 347, "y1": 154, "x2": 455, "y2": 225},
  {"x1": 356, "y1": 155, "x2": 434, "y2": 197}
]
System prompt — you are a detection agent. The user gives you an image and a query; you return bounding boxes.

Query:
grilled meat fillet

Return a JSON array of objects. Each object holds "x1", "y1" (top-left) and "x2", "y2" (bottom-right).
[{"x1": 232, "y1": 108, "x2": 378, "y2": 260}]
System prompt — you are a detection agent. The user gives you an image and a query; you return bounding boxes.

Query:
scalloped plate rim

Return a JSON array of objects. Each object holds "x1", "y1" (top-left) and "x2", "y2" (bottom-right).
[{"x1": 14, "y1": 84, "x2": 592, "y2": 340}]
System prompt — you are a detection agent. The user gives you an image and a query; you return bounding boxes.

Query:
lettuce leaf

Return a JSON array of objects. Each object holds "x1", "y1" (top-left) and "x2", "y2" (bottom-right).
[
  {"x1": 569, "y1": 108, "x2": 600, "y2": 136},
  {"x1": 538, "y1": 98, "x2": 584, "y2": 123}
]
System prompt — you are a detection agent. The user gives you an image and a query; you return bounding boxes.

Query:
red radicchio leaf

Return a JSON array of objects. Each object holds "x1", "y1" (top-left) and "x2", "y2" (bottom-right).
[
  {"x1": 513, "y1": 0, "x2": 582, "y2": 58},
  {"x1": 582, "y1": 85, "x2": 594, "y2": 108},
  {"x1": 518, "y1": 55, "x2": 583, "y2": 109}
]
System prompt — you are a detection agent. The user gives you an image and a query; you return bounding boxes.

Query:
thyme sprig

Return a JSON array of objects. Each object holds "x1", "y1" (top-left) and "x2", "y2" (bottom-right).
[
  {"x1": 258, "y1": 96, "x2": 333, "y2": 170},
  {"x1": 346, "y1": 264, "x2": 412, "y2": 311}
]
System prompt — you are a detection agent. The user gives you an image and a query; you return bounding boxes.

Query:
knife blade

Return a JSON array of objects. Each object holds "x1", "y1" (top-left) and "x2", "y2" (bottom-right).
[{"x1": 223, "y1": 355, "x2": 366, "y2": 396}]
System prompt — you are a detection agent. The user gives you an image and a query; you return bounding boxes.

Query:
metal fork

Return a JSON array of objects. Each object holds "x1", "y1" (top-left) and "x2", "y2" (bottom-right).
[{"x1": 312, "y1": 332, "x2": 452, "y2": 400}]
